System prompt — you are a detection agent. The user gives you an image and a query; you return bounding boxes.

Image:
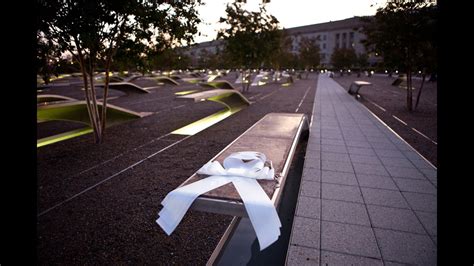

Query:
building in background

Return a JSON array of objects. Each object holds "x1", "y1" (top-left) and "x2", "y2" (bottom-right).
[{"x1": 181, "y1": 16, "x2": 381, "y2": 68}]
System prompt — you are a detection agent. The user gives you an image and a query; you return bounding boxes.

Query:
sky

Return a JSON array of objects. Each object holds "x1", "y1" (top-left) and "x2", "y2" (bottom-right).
[{"x1": 193, "y1": 0, "x2": 385, "y2": 44}]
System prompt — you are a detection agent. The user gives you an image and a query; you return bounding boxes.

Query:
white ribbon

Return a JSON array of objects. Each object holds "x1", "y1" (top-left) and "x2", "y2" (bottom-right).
[{"x1": 156, "y1": 151, "x2": 282, "y2": 251}]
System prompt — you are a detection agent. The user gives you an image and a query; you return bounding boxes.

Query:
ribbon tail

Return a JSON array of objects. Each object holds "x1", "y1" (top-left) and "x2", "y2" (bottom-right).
[
  {"x1": 156, "y1": 176, "x2": 231, "y2": 235},
  {"x1": 232, "y1": 178, "x2": 281, "y2": 251}
]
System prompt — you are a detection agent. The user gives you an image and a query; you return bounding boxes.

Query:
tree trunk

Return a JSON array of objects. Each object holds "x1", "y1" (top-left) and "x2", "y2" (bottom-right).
[
  {"x1": 240, "y1": 69, "x2": 245, "y2": 92},
  {"x1": 99, "y1": 20, "x2": 126, "y2": 142},
  {"x1": 245, "y1": 69, "x2": 251, "y2": 92},
  {"x1": 88, "y1": 61, "x2": 102, "y2": 143},
  {"x1": 78, "y1": 53, "x2": 100, "y2": 143},
  {"x1": 406, "y1": 70, "x2": 413, "y2": 112},
  {"x1": 100, "y1": 57, "x2": 113, "y2": 140},
  {"x1": 415, "y1": 73, "x2": 426, "y2": 110}
]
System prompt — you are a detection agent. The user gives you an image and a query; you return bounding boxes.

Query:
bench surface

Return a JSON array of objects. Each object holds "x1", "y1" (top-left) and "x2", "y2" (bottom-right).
[
  {"x1": 37, "y1": 94, "x2": 77, "y2": 104},
  {"x1": 176, "y1": 89, "x2": 247, "y2": 103},
  {"x1": 349, "y1": 81, "x2": 372, "y2": 95},
  {"x1": 37, "y1": 100, "x2": 146, "y2": 127},
  {"x1": 353, "y1": 81, "x2": 372, "y2": 86},
  {"x1": 96, "y1": 82, "x2": 150, "y2": 94},
  {"x1": 179, "y1": 113, "x2": 308, "y2": 216},
  {"x1": 199, "y1": 80, "x2": 237, "y2": 90}
]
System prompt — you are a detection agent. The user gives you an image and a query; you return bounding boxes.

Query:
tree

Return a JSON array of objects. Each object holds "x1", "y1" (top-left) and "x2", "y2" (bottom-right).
[
  {"x1": 217, "y1": 2, "x2": 280, "y2": 92},
  {"x1": 298, "y1": 36, "x2": 321, "y2": 78},
  {"x1": 37, "y1": 0, "x2": 201, "y2": 143},
  {"x1": 267, "y1": 31, "x2": 295, "y2": 71},
  {"x1": 360, "y1": 0, "x2": 437, "y2": 111},
  {"x1": 413, "y1": 5, "x2": 437, "y2": 110},
  {"x1": 196, "y1": 48, "x2": 221, "y2": 69},
  {"x1": 113, "y1": 39, "x2": 150, "y2": 75},
  {"x1": 356, "y1": 53, "x2": 369, "y2": 77},
  {"x1": 36, "y1": 33, "x2": 62, "y2": 84},
  {"x1": 330, "y1": 47, "x2": 357, "y2": 75}
]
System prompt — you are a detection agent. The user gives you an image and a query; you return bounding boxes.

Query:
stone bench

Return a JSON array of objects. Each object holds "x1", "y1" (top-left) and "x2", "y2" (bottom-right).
[
  {"x1": 37, "y1": 101, "x2": 149, "y2": 147},
  {"x1": 96, "y1": 82, "x2": 152, "y2": 95},
  {"x1": 37, "y1": 94, "x2": 77, "y2": 105},
  {"x1": 175, "y1": 89, "x2": 251, "y2": 113},
  {"x1": 198, "y1": 80, "x2": 238, "y2": 90},
  {"x1": 175, "y1": 113, "x2": 309, "y2": 263},
  {"x1": 37, "y1": 100, "x2": 148, "y2": 127},
  {"x1": 348, "y1": 80, "x2": 372, "y2": 95}
]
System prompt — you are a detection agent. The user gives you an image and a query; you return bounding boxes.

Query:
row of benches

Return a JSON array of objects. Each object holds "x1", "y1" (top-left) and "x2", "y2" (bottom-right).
[
  {"x1": 37, "y1": 77, "x2": 252, "y2": 147},
  {"x1": 38, "y1": 70, "x2": 313, "y2": 264}
]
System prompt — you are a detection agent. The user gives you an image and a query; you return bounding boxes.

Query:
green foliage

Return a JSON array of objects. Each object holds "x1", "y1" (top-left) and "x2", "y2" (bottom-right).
[
  {"x1": 217, "y1": 2, "x2": 281, "y2": 70},
  {"x1": 197, "y1": 48, "x2": 221, "y2": 69},
  {"x1": 36, "y1": 33, "x2": 62, "y2": 84},
  {"x1": 298, "y1": 36, "x2": 321, "y2": 69},
  {"x1": 330, "y1": 47, "x2": 357, "y2": 70},
  {"x1": 356, "y1": 53, "x2": 369, "y2": 69},
  {"x1": 37, "y1": 0, "x2": 202, "y2": 142},
  {"x1": 268, "y1": 31, "x2": 296, "y2": 70},
  {"x1": 38, "y1": 0, "x2": 202, "y2": 63},
  {"x1": 146, "y1": 48, "x2": 187, "y2": 71},
  {"x1": 360, "y1": 0, "x2": 437, "y2": 111},
  {"x1": 360, "y1": 0, "x2": 437, "y2": 73},
  {"x1": 113, "y1": 39, "x2": 149, "y2": 73}
]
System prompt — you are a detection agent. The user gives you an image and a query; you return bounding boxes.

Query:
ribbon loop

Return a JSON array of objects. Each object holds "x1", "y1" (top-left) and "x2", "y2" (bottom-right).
[{"x1": 156, "y1": 151, "x2": 281, "y2": 250}]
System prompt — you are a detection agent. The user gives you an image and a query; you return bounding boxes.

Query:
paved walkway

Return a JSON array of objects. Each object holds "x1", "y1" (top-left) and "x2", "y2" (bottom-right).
[{"x1": 286, "y1": 75, "x2": 437, "y2": 265}]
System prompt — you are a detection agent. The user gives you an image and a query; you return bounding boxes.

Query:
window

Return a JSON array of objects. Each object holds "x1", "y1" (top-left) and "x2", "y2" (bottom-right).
[
  {"x1": 323, "y1": 35, "x2": 326, "y2": 41},
  {"x1": 342, "y1": 32, "x2": 346, "y2": 40},
  {"x1": 335, "y1": 33, "x2": 340, "y2": 40},
  {"x1": 349, "y1": 32, "x2": 354, "y2": 40},
  {"x1": 323, "y1": 43, "x2": 326, "y2": 49}
]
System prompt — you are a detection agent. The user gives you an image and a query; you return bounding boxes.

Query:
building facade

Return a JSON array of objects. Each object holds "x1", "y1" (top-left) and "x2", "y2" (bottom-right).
[{"x1": 181, "y1": 16, "x2": 380, "y2": 68}]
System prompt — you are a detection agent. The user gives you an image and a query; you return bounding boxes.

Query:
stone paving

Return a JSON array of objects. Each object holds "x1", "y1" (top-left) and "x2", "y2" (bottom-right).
[{"x1": 286, "y1": 74, "x2": 437, "y2": 265}]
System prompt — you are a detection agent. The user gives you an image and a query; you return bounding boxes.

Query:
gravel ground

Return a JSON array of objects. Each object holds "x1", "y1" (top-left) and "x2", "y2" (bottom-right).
[
  {"x1": 37, "y1": 72, "x2": 317, "y2": 264},
  {"x1": 332, "y1": 74, "x2": 437, "y2": 167}
]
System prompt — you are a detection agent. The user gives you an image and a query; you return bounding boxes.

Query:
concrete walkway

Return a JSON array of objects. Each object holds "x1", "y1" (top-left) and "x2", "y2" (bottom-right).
[{"x1": 286, "y1": 75, "x2": 437, "y2": 265}]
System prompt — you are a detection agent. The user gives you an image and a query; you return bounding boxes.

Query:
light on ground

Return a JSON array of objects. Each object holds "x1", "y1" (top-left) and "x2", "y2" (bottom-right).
[
  {"x1": 37, "y1": 128, "x2": 93, "y2": 148},
  {"x1": 174, "y1": 90, "x2": 198, "y2": 95},
  {"x1": 171, "y1": 107, "x2": 243, "y2": 136}
]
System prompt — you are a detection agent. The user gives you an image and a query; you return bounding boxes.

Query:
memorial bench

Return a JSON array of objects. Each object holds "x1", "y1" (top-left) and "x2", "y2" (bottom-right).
[
  {"x1": 392, "y1": 74, "x2": 406, "y2": 86},
  {"x1": 153, "y1": 76, "x2": 180, "y2": 86},
  {"x1": 198, "y1": 80, "x2": 238, "y2": 90},
  {"x1": 168, "y1": 113, "x2": 309, "y2": 263},
  {"x1": 251, "y1": 73, "x2": 270, "y2": 86},
  {"x1": 123, "y1": 75, "x2": 180, "y2": 86},
  {"x1": 348, "y1": 80, "x2": 372, "y2": 96},
  {"x1": 175, "y1": 89, "x2": 251, "y2": 113},
  {"x1": 37, "y1": 101, "x2": 149, "y2": 147},
  {"x1": 37, "y1": 100, "x2": 148, "y2": 126},
  {"x1": 96, "y1": 82, "x2": 153, "y2": 95},
  {"x1": 37, "y1": 81, "x2": 84, "y2": 89},
  {"x1": 37, "y1": 94, "x2": 77, "y2": 105}
]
